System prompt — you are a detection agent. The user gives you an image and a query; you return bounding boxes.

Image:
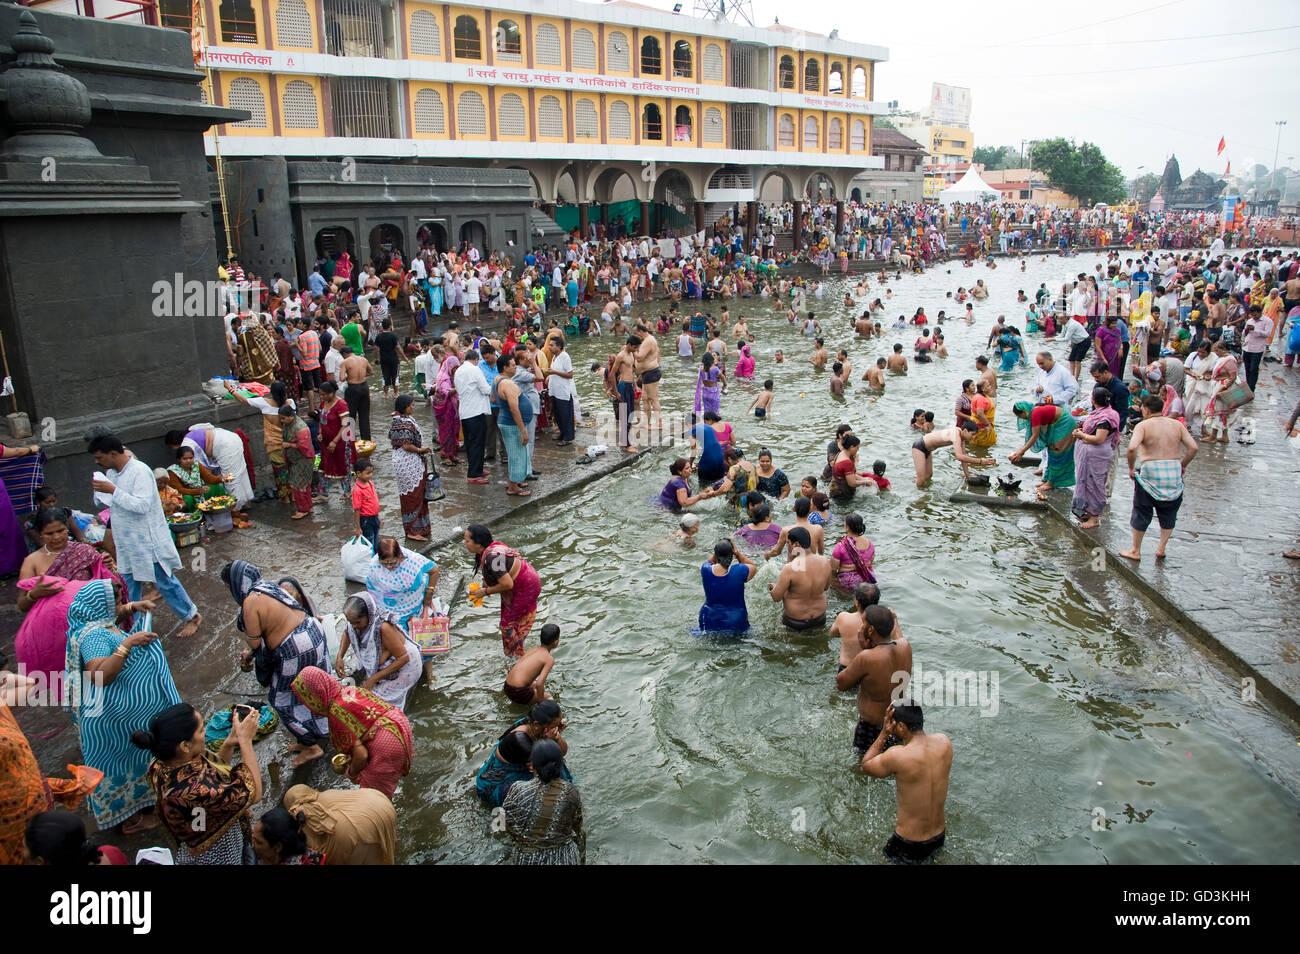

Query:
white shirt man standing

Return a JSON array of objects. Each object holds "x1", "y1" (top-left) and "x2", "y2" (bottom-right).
[
  {"x1": 454, "y1": 349, "x2": 492, "y2": 482},
  {"x1": 1034, "y1": 352, "x2": 1078, "y2": 406}
]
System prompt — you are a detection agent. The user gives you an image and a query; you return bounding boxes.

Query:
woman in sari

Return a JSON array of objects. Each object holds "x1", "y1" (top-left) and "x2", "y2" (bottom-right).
[
  {"x1": 136, "y1": 702, "x2": 261, "y2": 865},
  {"x1": 365, "y1": 537, "x2": 438, "y2": 628},
  {"x1": 335, "y1": 591, "x2": 422, "y2": 710},
  {"x1": 733, "y1": 502, "x2": 782, "y2": 550},
  {"x1": 474, "y1": 700, "x2": 572, "y2": 808},
  {"x1": 431, "y1": 351, "x2": 462, "y2": 464},
  {"x1": 997, "y1": 327, "x2": 1027, "y2": 371},
  {"x1": 65, "y1": 579, "x2": 181, "y2": 836},
  {"x1": 1095, "y1": 315, "x2": 1122, "y2": 372},
  {"x1": 1071, "y1": 386, "x2": 1121, "y2": 529},
  {"x1": 16, "y1": 509, "x2": 127, "y2": 681},
  {"x1": 166, "y1": 447, "x2": 227, "y2": 512},
  {"x1": 504, "y1": 738, "x2": 584, "y2": 865},
  {"x1": 693, "y1": 351, "x2": 725, "y2": 420},
  {"x1": 1009, "y1": 401, "x2": 1079, "y2": 495},
  {"x1": 689, "y1": 420, "x2": 726, "y2": 484},
  {"x1": 829, "y1": 513, "x2": 876, "y2": 589},
  {"x1": 281, "y1": 784, "x2": 397, "y2": 865},
  {"x1": 237, "y1": 320, "x2": 278, "y2": 385},
  {"x1": 733, "y1": 343, "x2": 755, "y2": 379},
  {"x1": 494, "y1": 353, "x2": 534, "y2": 496},
  {"x1": 277, "y1": 405, "x2": 315, "y2": 519},
  {"x1": 954, "y1": 379, "x2": 976, "y2": 427},
  {"x1": 710, "y1": 447, "x2": 758, "y2": 511},
  {"x1": 1, "y1": 672, "x2": 102, "y2": 866},
  {"x1": 1204, "y1": 340, "x2": 1242, "y2": 443},
  {"x1": 968, "y1": 382, "x2": 996, "y2": 448},
  {"x1": 227, "y1": 379, "x2": 294, "y2": 502},
  {"x1": 317, "y1": 382, "x2": 354, "y2": 500},
  {"x1": 291, "y1": 666, "x2": 414, "y2": 800},
  {"x1": 1182, "y1": 341, "x2": 1216, "y2": 434},
  {"x1": 464, "y1": 524, "x2": 541, "y2": 658},
  {"x1": 388, "y1": 395, "x2": 431, "y2": 540}
]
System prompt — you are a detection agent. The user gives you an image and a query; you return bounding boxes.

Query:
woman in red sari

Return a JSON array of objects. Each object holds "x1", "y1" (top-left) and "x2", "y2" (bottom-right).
[
  {"x1": 317, "y1": 382, "x2": 354, "y2": 498},
  {"x1": 291, "y1": 667, "x2": 413, "y2": 799},
  {"x1": 463, "y1": 524, "x2": 541, "y2": 658},
  {"x1": 431, "y1": 351, "x2": 462, "y2": 464},
  {"x1": 278, "y1": 406, "x2": 316, "y2": 519}
]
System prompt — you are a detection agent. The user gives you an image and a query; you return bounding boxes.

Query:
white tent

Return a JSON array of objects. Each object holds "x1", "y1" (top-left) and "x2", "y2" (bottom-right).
[{"x1": 938, "y1": 167, "x2": 1001, "y2": 206}]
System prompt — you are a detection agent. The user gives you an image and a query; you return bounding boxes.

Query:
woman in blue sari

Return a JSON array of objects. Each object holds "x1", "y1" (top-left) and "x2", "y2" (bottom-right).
[
  {"x1": 474, "y1": 700, "x2": 573, "y2": 808},
  {"x1": 426, "y1": 271, "x2": 444, "y2": 317},
  {"x1": 365, "y1": 537, "x2": 438, "y2": 628},
  {"x1": 1009, "y1": 401, "x2": 1079, "y2": 494},
  {"x1": 998, "y1": 327, "x2": 1027, "y2": 371},
  {"x1": 690, "y1": 419, "x2": 726, "y2": 484},
  {"x1": 697, "y1": 540, "x2": 756, "y2": 636},
  {"x1": 65, "y1": 579, "x2": 181, "y2": 835}
]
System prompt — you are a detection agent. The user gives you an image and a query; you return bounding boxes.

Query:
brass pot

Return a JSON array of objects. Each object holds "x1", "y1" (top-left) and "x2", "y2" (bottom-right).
[{"x1": 330, "y1": 753, "x2": 349, "y2": 775}]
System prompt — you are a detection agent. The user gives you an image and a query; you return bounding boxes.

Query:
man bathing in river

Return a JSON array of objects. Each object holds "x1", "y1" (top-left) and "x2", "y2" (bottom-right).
[
  {"x1": 837, "y1": 604, "x2": 912, "y2": 754},
  {"x1": 912, "y1": 420, "x2": 995, "y2": 487},
  {"x1": 887, "y1": 343, "x2": 908, "y2": 374},
  {"x1": 861, "y1": 700, "x2": 952, "y2": 865},
  {"x1": 504, "y1": 623, "x2": 559, "y2": 705},
  {"x1": 634, "y1": 321, "x2": 662, "y2": 440},
  {"x1": 768, "y1": 526, "x2": 831, "y2": 629},
  {"x1": 863, "y1": 358, "x2": 887, "y2": 390}
]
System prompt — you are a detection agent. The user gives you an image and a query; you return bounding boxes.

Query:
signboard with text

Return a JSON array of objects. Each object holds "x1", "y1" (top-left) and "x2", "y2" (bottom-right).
[{"x1": 929, "y1": 83, "x2": 971, "y2": 127}]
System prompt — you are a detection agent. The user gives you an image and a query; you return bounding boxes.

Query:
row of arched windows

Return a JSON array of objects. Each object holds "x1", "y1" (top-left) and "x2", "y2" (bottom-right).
[
  {"x1": 778, "y1": 56, "x2": 867, "y2": 96},
  {"x1": 229, "y1": 76, "x2": 321, "y2": 129},
  {"x1": 777, "y1": 113, "x2": 867, "y2": 150}
]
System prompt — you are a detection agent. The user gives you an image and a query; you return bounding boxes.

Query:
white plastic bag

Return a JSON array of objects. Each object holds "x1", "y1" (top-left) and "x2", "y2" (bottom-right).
[{"x1": 340, "y1": 535, "x2": 372, "y2": 584}]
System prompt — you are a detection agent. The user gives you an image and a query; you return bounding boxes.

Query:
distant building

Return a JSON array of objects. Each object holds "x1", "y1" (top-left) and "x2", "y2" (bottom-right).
[
  {"x1": 1169, "y1": 170, "x2": 1226, "y2": 211},
  {"x1": 981, "y1": 168, "x2": 1077, "y2": 208},
  {"x1": 847, "y1": 126, "x2": 924, "y2": 202}
]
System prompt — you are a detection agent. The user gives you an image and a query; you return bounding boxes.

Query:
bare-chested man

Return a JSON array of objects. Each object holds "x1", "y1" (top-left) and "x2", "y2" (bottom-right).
[
  {"x1": 339, "y1": 346, "x2": 374, "y2": 442},
  {"x1": 831, "y1": 582, "x2": 901, "y2": 672},
  {"x1": 1121, "y1": 393, "x2": 1198, "y2": 560},
  {"x1": 863, "y1": 358, "x2": 887, "y2": 390},
  {"x1": 768, "y1": 526, "x2": 832, "y2": 629},
  {"x1": 731, "y1": 314, "x2": 749, "y2": 340},
  {"x1": 809, "y1": 337, "x2": 828, "y2": 370},
  {"x1": 855, "y1": 313, "x2": 875, "y2": 338},
  {"x1": 225, "y1": 563, "x2": 329, "y2": 767},
  {"x1": 633, "y1": 321, "x2": 662, "y2": 439},
  {"x1": 613, "y1": 336, "x2": 641, "y2": 453},
  {"x1": 861, "y1": 699, "x2": 952, "y2": 864},
  {"x1": 887, "y1": 343, "x2": 908, "y2": 374},
  {"x1": 975, "y1": 354, "x2": 998, "y2": 400},
  {"x1": 765, "y1": 495, "x2": 825, "y2": 559},
  {"x1": 837, "y1": 603, "x2": 912, "y2": 753},
  {"x1": 837, "y1": 350, "x2": 852, "y2": 383},
  {"x1": 912, "y1": 419, "x2": 994, "y2": 487},
  {"x1": 504, "y1": 623, "x2": 559, "y2": 705}
]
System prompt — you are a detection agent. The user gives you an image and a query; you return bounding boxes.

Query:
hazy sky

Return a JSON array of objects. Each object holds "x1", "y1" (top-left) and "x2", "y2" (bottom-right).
[{"x1": 634, "y1": 0, "x2": 1298, "y2": 179}]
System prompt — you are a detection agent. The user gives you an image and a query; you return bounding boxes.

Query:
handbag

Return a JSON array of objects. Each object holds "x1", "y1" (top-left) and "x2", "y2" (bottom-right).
[
  {"x1": 1215, "y1": 380, "x2": 1254, "y2": 413},
  {"x1": 410, "y1": 614, "x2": 451, "y2": 658},
  {"x1": 424, "y1": 453, "x2": 444, "y2": 501}
]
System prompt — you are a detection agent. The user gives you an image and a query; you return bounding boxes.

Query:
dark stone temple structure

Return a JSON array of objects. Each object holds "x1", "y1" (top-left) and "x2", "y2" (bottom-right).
[{"x1": 0, "y1": 8, "x2": 258, "y2": 506}]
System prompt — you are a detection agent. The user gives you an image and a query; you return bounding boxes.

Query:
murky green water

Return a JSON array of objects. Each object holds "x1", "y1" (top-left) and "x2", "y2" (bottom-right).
[{"x1": 394, "y1": 253, "x2": 1300, "y2": 863}]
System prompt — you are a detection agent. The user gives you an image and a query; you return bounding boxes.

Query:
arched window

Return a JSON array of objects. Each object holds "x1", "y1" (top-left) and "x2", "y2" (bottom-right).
[
  {"x1": 777, "y1": 113, "x2": 794, "y2": 147},
  {"x1": 453, "y1": 14, "x2": 481, "y2": 59},
  {"x1": 409, "y1": 9, "x2": 441, "y2": 56},
  {"x1": 413, "y1": 88, "x2": 445, "y2": 133},
  {"x1": 672, "y1": 39, "x2": 692, "y2": 78},
  {"x1": 158, "y1": 0, "x2": 193, "y2": 31},
  {"x1": 641, "y1": 36, "x2": 662, "y2": 75},
  {"x1": 828, "y1": 62, "x2": 844, "y2": 94},
  {"x1": 535, "y1": 23, "x2": 561, "y2": 66},
  {"x1": 495, "y1": 19, "x2": 521, "y2": 62},
  {"x1": 703, "y1": 106, "x2": 723, "y2": 144},
  {"x1": 804, "y1": 59, "x2": 820, "y2": 92},
  {"x1": 274, "y1": 0, "x2": 311, "y2": 48},
  {"x1": 642, "y1": 103, "x2": 663, "y2": 140},
  {"x1": 282, "y1": 79, "x2": 318, "y2": 128},
  {"x1": 803, "y1": 115, "x2": 819, "y2": 149},
  {"x1": 572, "y1": 28, "x2": 597, "y2": 70},
  {"x1": 850, "y1": 118, "x2": 866, "y2": 150},
  {"x1": 575, "y1": 97, "x2": 599, "y2": 138},
  {"x1": 702, "y1": 43, "x2": 723, "y2": 82},
  {"x1": 498, "y1": 92, "x2": 525, "y2": 136},
  {"x1": 827, "y1": 117, "x2": 843, "y2": 149},
  {"x1": 228, "y1": 77, "x2": 266, "y2": 127},
  {"x1": 778, "y1": 54, "x2": 794, "y2": 90},
  {"x1": 538, "y1": 94, "x2": 563, "y2": 138},
  {"x1": 851, "y1": 65, "x2": 867, "y2": 97},
  {"x1": 219, "y1": 0, "x2": 258, "y2": 43},
  {"x1": 457, "y1": 89, "x2": 486, "y2": 135},
  {"x1": 609, "y1": 100, "x2": 632, "y2": 140},
  {"x1": 673, "y1": 104, "x2": 692, "y2": 141},
  {"x1": 607, "y1": 31, "x2": 630, "y2": 72}
]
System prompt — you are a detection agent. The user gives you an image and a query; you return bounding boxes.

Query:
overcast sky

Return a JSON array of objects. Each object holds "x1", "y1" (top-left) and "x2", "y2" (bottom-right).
[{"x1": 635, "y1": 0, "x2": 1297, "y2": 179}]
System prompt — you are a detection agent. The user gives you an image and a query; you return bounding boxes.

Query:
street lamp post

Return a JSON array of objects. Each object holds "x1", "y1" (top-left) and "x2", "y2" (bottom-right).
[{"x1": 1273, "y1": 120, "x2": 1287, "y2": 195}]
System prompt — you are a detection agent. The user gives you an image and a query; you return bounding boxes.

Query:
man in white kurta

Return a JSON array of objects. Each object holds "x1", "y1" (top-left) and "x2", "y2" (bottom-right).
[{"x1": 90, "y1": 435, "x2": 201, "y2": 637}]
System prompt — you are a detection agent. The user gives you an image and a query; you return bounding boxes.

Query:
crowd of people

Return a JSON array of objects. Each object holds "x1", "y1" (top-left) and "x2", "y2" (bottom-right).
[{"x1": 2, "y1": 186, "x2": 1295, "y2": 868}]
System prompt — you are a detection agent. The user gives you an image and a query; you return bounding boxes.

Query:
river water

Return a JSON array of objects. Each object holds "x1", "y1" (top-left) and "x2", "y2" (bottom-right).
[{"x1": 398, "y1": 252, "x2": 1300, "y2": 863}]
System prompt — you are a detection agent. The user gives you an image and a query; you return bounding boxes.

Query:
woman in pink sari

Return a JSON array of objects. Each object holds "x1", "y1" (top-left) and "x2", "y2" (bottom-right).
[
  {"x1": 734, "y1": 344, "x2": 755, "y2": 379},
  {"x1": 464, "y1": 525, "x2": 541, "y2": 658},
  {"x1": 332, "y1": 252, "x2": 353, "y2": 289},
  {"x1": 828, "y1": 513, "x2": 876, "y2": 590},
  {"x1": 432, "y1": 351, "x2": 462, "y2": 464},
  {"x1": 15, "y1": 509, "x2": 127, "y2": 681},
  {"x1": 317, "y1": 382, "x2": 354, "y2": 497}
]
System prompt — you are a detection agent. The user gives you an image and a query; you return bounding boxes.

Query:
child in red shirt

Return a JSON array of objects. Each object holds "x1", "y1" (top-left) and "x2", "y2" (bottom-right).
[
  {"x1": 351, "y1": 460, "x2": 380, "y2": 551},
  {"x1": 861, "y1": 459, "x2": 891, "y2": 491}
]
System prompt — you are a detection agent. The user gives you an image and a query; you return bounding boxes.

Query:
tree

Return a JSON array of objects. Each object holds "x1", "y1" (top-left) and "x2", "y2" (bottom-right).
[
  {"x1": 972, "y1": 145, "x2": 1019, "y2": 170},
  {"x1": 1030, "y1": 137, "x2": 1126, "y2": 206},
  {"x1": 1128, "y1": 172, "x2": 1160, "y2": 203}
]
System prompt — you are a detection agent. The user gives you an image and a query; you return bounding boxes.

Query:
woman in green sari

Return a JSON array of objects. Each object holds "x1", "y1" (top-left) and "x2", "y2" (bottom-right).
[
  {"x1": 166, "y1": 448, "x2": 227, "y2": 512},
  {"x1": 277, "y1": 405, "x2": 316, "y2": 519},
  {"x1": 1009, "y1": 401, "x2": 1078, "y2": 496}
]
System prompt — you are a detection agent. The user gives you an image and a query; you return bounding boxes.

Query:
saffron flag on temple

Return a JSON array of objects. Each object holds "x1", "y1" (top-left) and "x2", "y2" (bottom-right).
[
  {"x1": 1225, "y1": 161, "x2": 1231, "y2": 175},
  {"x1": 1217, "y1": 137, "x2": 1226, "y2": 155},
  {"x1": 191, "y1": 0, "x2": 205, "y2": 66}
]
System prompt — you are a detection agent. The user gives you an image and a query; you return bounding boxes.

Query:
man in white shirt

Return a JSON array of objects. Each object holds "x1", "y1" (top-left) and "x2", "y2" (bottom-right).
[
  {"x1": 546, "y1": 336, "x2": 577, "y2": 444},
  {"x1": 465, "y1": 274, "x2": 482, "y2": 317},
  {"x1": 454, "y1": 349, "x2": 492, "y2": 482},
  {"x1": 1069, "y1": 280, "x2": 1092, "y2": 323},
  {"x1": 410, "y1": 255, "x2": 426, "y2": 281},
  {"x1": 1034, "y1": 352, "x2": 1078, "y2": 406},
  {"x1": 412, "y1": 341, "x2": 434, "y2": 400},
  {"x1": 323, "y1": 335, "x2": 345, "y2": 384}
]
